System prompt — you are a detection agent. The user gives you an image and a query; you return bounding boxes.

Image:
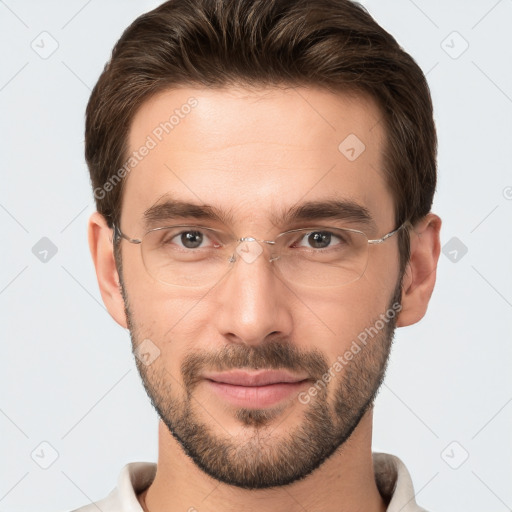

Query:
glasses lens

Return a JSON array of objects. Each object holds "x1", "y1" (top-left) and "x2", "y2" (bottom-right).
[
  {"x1": 274, "y1": 228, "x2": 369, "y2": 287},
  {"x1": 140, "y1": 226, "x2": 369, "y2": 288},
  {"x1": 141, "y1": 226, "x2": 233, "y2": 287}
]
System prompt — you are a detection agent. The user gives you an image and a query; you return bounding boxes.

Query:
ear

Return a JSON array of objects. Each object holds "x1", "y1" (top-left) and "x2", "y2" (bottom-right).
[
  {"x1": 396, "y1": 213, "x2": 441, "y2": 327},
  {"x1": 88, "y1": 211, "x2": 128, "y2": 328}
]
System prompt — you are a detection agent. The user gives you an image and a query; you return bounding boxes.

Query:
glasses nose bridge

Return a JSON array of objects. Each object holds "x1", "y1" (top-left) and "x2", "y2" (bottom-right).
[
  {"x1": 231, "y1": 236, "x2": 279, "y2": 264},
  {"x1": 237, "y1": 236, "x2": 276, "y2": 245}
]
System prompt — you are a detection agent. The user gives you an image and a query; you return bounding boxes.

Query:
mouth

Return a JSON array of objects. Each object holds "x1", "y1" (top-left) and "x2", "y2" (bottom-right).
[{"x1": 202, "y1": 369, "x2": 311, "y2": 409}]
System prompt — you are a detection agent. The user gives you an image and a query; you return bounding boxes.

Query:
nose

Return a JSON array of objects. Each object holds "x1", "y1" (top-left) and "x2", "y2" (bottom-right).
[{"x1": 213, "y1": 239, "x2": 293, "y2": 347}]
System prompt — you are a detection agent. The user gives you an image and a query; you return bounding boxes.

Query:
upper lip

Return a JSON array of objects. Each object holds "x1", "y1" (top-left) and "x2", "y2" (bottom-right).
[{"x1": 203, "y1": 370, "x2": 309, "y2": 387}]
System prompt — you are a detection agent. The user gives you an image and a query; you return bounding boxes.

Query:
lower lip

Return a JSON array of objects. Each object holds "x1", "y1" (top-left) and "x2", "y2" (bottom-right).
[{"x1": 205, "y1": 380, "x2": 309, "y2": 408}]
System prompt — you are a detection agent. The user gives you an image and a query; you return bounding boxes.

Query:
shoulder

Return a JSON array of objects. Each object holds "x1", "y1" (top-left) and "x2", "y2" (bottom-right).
[
  {"x1": 65, "y1": 462, "x2": 157, "y2": 512},
  {"x1": 373, "y1": 452, "x2": 431, "y2": 512}
]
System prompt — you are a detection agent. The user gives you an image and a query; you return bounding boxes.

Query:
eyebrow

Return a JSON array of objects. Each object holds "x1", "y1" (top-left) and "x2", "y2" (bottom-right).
[
  {"x1": 281, "y1": 199, "x2": 376, "y2": 231},
  {"x1": 142, "y1": 198, "x2": 376, "y2": 232},
  {"x1": 143, "y1": 199, "x2": 236, "y2": 229}
]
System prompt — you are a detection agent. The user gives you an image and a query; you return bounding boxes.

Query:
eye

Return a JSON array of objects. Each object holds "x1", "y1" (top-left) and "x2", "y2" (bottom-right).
[
  {"x1": 174, "y1": 230, "x2": 206, "y2": 249},
  {"x1": 295, "y1": 230, "x2": 346, "y2": 250},
  {"x1": 157, "y1": 228, "x2": 220, "y2": 250}
]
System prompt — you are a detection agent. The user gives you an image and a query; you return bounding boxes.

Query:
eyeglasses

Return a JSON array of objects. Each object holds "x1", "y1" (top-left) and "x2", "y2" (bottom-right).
[{"x1": 113, "y1": 222, "x2": 407, "y2": 288}]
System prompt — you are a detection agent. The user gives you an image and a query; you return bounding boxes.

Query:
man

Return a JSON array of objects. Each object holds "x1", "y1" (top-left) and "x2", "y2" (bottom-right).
[{"x1": 78, "y1": 0, "x2": 441, "y2": 510}]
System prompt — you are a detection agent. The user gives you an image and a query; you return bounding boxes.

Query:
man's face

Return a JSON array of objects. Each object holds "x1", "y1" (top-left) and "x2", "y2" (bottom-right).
[{"x1": 118, "y1": 86, "x2": 402, "y2": 488}]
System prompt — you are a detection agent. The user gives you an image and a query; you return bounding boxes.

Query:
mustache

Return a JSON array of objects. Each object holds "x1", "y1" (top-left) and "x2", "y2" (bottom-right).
[{"x1": 181, "y1": 337, "x2": 330, "y2": 390}]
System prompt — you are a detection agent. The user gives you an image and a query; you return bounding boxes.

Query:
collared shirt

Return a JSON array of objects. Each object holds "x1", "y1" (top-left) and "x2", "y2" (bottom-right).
[{"x1": 69, "y1": 452, "x2": 429, "y2": 511}]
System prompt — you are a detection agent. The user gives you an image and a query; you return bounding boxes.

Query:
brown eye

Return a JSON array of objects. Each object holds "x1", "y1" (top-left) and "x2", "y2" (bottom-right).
[
  {"x1": 307, "y1": 231, "x2": 331, "y2": 249},
  {"x1": 295, "y1": 230, "x2": 346, "y2": 250},
  {"x1": 179, "y1": 231, "x2": 204, "y2": 249}
]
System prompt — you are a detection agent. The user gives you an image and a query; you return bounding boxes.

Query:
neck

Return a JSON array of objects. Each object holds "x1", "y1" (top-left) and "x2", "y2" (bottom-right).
[{"x1": 139, "y1": 409, "x2": 387, "y2": 512}]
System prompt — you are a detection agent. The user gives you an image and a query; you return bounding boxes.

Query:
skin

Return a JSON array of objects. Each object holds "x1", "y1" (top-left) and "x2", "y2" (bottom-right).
[{"x1": 89, "y1": 85, "x2": 441, "y2": 512}]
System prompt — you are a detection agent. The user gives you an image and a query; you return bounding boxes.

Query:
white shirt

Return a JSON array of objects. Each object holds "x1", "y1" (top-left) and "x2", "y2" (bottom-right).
[{"x1": 69, "y1": 452, "x2": 429, "y2": 511}]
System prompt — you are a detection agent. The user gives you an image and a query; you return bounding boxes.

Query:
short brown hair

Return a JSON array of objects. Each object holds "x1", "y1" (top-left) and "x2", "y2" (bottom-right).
[{"x1": 85, "y1": 0, "x2": 436, "y2": 272}]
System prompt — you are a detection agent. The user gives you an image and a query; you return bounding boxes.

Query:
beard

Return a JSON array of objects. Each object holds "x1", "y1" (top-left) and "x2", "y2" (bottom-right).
[{"x1": 121, "y1": 276, "x2": 402, "y2": 490}]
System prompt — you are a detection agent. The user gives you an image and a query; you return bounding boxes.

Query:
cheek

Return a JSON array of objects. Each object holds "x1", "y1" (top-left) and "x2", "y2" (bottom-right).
[
  {"x1": 297, "y1": 276, "x2": 395, "y2": 363},
  {"x1": 125, "y1": 276, "x2": 212, "y2": 365},
  {"x1": 122, "y1": 241, "x2": 209, "y2": 330}
]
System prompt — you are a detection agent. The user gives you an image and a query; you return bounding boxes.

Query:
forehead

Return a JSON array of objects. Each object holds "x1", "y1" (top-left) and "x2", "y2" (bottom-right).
[{"x1": 121, "y1": 85, "x2": 393, "y2": 234}]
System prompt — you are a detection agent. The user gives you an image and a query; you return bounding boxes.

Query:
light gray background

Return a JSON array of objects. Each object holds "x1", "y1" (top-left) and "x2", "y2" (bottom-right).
[{"x1": 1, "y1": 1, "x2": 511, "y2": 511}]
